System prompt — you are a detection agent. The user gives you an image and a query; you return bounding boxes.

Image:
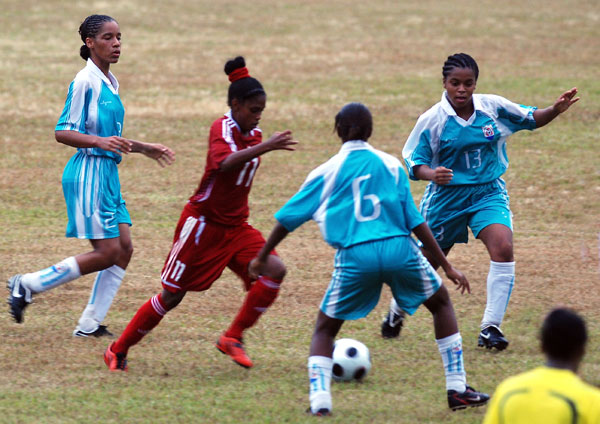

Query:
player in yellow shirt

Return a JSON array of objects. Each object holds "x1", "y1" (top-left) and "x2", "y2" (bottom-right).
[{"x1": 483, "y1": 308, "x2": 600, "y2": 424}]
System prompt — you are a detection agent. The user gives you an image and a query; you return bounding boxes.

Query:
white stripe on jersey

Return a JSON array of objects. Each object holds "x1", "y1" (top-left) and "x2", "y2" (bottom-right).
[
  {"x1": 161, "y1": 215, "x2": 197, "y2": 282},
  {"x1": 194, "y1": 215, "x2": 206, "y2": 245},
  {"x1": 410, "y1": 241, "x2": 439, "y2": 297},
  {"x1": 222, "y1": 118, "x2": 238, "y2": 153},
  {"x1": 311, "y1": 152, "x2": 349, "y2": 234},
  {"x1": 324, "y1": 249, "x2": 345, "y2": 317}
]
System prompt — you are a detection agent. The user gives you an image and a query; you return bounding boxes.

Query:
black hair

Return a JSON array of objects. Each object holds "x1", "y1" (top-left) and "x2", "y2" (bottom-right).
[
  {"x1": 541, "y1": 308, "x2": 587, "y2": 362},
  {"x1": 224, "y1": 56, "x2": 265, "y2": 107},
  {"x1": 79, "y1": 14, "x2": 116, "y2": 61},
  {"x1": 334, "y1": 102, "x2": 373, "y2": 142},
  {"x1": 442, "y1": 53, "x2": 479, "y2": 81}
]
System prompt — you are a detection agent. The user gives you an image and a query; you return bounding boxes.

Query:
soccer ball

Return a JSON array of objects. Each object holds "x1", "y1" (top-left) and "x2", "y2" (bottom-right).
[{"x1": 332, "y1": 338, "x2": 371, "y2": 382}]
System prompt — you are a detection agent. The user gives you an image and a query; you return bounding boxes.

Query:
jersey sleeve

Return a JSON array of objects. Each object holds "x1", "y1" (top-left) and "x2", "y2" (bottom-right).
[
  {"x1": 488, "y1": 94, "x2": 537, "y2": 134},
  {"x1": 55, "y1": 79, "x2": 91, "y2": 133},
  {"x1": 402, "y1": 113, "x2": 435, "y2": 180},
  {"x1": 206, "y1": 124, "x2": 236, "y2": 170},
  {"x1": 274, "y1": 173, "x2": 324, "y2": 232}
]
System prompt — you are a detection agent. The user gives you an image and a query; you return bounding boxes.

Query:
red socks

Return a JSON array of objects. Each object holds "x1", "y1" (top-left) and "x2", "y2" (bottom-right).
[
  {"x1": 113, "y1": 293, "x2": 168, "y2": 355},
  {"x1": 112, "y1": 276, "x2": 282, "y2": 354},
  {"x1": 225, "y1": 276, "x2": 282, "y2": 341}
]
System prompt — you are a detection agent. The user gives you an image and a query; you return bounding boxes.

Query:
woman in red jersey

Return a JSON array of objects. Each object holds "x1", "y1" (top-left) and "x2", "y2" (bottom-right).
[{"x1": 104, "y1": 56, "x2": 297, "y2": 371}]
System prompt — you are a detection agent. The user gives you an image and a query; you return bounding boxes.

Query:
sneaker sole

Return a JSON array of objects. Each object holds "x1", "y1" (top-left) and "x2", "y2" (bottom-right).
[
  {"x1": 7, "y1": 276, "x2": 29, "y2": 324},
  {"x1": 450, "y1": 401, "x2": 488, "y2": 411},
  {"x1": 104, "y1": 345, "x2": 128, "y2": 371},
  {"x1": 478, "y1": 338, "x2": 509, "y2": 351},
  {"x1": 215, "y1": 342, "x2": 252, "y2": 369}
]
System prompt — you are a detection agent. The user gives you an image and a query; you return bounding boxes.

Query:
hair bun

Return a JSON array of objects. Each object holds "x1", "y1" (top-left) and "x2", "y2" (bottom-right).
[{"x1": 224, "y1": 56, "x2": 246, "y2": 76}]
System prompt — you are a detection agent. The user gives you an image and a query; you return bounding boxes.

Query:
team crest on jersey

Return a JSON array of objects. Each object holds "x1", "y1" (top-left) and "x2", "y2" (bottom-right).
[{"x1": 482, "y1": 125, "x2": 495, "y2": 140}]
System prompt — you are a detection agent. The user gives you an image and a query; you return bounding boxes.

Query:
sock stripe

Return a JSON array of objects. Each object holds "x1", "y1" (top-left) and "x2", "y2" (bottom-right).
[
  {"x1": 151, "y1": 294, "x2": 167, "y2": 316},
  {"x1": 258, "y1": 276, "x2": 281, "y2": 289}
]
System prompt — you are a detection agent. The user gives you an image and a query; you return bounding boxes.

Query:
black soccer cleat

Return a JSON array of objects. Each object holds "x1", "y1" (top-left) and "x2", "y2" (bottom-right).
[
  {"x1": 73, "y1": 325, "x2": 114, "y2": 338},
  {"x1": 381, "y1": 308, "x2": 405, "y2": 339},
  {"x1": 478, "y1": 325, "x2": 509, "y2": 351},
  {"x1": 7, "y1": 274, "x2": 33, "y2": 324},
  {"x1": 448, "y1": 385, "x2": 490, "y2": 410},
  {"x1": 306, "y1": 407, "x2": 331, "y2": 417}
]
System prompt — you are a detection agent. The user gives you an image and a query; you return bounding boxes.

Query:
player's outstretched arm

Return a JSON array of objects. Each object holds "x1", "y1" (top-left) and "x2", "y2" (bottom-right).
[
  {"x1": 128, "y1": 139, "x2": 175, "y2": 167},
  {"x1": 248, "y1": 223, "x2": 290, "y2": 279},
  {"x1": 533, "y1": 87, "x2": 580, "y2": 128},
  {"x1": 412, "y1": 222, "x2": 470, "y2": 294},
  {"x1": 220, "y1": 130, "x2": 297, "y2": 172}
]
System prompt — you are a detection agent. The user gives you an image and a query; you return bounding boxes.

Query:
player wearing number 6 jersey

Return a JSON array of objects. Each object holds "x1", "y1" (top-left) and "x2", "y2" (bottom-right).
[
  {"x1": 249, "y1": 103, "x2": 489, "y2": 416},
  {"x1": 104, "y1": 56, "x2": 297, "y2": 371},
  {"x1": 382, "y1": 53, "x2": 579, "y2": 350}
]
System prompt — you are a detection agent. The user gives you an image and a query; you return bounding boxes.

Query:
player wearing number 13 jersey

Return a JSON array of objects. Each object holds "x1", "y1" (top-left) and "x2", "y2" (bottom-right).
[
  {"x1": 104, "y1": 56, "x2": 298, "y2": 371},
  {"x1": 384, "y1": 53, "x2": 579, "y2": 351}
]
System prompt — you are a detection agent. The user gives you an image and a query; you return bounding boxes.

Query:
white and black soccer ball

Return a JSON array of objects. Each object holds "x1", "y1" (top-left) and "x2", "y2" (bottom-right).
[{"x1": 332, "y1": 338, "x2": 371, "y2": 382}]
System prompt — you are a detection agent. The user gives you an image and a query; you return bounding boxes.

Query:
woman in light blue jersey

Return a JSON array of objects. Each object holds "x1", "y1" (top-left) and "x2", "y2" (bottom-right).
[
  {"x1": 382, "y1": 53, "x2": 579, "y2": 351},
  {"x1": 7, "y1": 14, "x2": 175, "y2": 337},
  {"x1": 249, "y1": 103, "x2": 490, "y2": 415}
]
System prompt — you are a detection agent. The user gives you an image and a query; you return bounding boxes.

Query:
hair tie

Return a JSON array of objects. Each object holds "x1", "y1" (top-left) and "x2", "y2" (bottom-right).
[{"x1": 228, "y1": 67, "x2": 250, "y2": 82}]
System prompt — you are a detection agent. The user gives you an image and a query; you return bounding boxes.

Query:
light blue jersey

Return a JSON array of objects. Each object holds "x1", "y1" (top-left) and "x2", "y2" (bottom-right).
[
  {"x1": 402, "y1": 93, "x2": 537, "y2": 247},
  {"x1": 275, "y1": 140, "x2": 424, "y2": 249},
  {"x1": 57, "y1": 59, "x2": 130, "y2": 239},
  {"x1": 56, "y1": 59, "x2": 125, "y2": 163},
  {"x1": 275, "y1": 140, "x2": 440, "y2": 320},
  {"x1": 403, "y1": 93, "x2": 537, "y2": 185}
]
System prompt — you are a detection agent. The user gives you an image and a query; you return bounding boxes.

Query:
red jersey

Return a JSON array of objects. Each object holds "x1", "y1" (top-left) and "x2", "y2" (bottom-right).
[{"x1": 188, "y1": 112, "x2": 262, "y2": 226}]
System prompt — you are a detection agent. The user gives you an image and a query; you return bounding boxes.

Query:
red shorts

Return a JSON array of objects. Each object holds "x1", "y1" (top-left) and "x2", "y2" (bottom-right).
[{"x1": 160, "y1": 208, "x2": 274, "y2": 293}]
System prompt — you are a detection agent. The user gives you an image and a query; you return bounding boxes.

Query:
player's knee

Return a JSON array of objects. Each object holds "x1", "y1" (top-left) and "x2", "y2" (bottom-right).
[
  {"x1": 161, "y1": 289, "x2": 185, "y2": 310},
  {"x1": 492, "y1": 240, "x2": 514, "y2": 262},
  {"x1": 424, "y1": 284, "x2": 451, "y2": 313},
  {"x1": 120, "y1": 242, "x2": 134, "y2": 265},
  {"x1": 264, "y1": 255, "x2": 286, "y2": 281},
  {"x1": 93, "y1": 244, "x2": 122, "y2": 268}
]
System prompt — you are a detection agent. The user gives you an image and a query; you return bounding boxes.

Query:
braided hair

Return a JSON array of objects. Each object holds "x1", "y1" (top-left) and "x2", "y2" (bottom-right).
[
  {"x1": 442, "y1": 53, "x2": 479, "y2": 81},
  {"x1": 79, "y1": 14, "x2": 116, "y2": 61},
  {"x1": 334, "y1": 102, "x2": 373, "y2": 142},
  {"x1": 224, "y1": 56, "x2": 265, "y2": 107}
]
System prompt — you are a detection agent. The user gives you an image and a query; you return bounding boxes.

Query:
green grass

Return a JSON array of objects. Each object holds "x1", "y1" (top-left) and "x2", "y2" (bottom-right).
[{"x1": 1, "y1": 0, "x2": 599, "y2": 423}]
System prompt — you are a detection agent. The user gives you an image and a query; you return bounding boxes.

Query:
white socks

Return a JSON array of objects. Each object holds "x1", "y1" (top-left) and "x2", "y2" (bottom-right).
[
  {"x1": 389, "y1": 298, "x2": 404, "y2": 316},
  {"x1": 76, "y1": 265, "x2": 125, "y2": 332},
  {"x1": 21, "y1": 256, "x2": 81, "y2": 293},
  {"x1": 436, "y1": 333, "x2": 467, "y2": 393},
  {"x1": 308, "y1": 356, "x2": 333, "y2": 414},
  {"x1": 481, "y1": 261, "x2": 515, "y2": 329}
]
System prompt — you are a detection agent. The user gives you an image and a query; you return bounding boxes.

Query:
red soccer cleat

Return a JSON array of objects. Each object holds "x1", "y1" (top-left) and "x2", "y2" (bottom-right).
[
  {"x1": 104, "y1": 342, "x2": 128, "y2": 371},
  {"x1": 215, "y1": 334, "x2": 254, "y2": 368}
]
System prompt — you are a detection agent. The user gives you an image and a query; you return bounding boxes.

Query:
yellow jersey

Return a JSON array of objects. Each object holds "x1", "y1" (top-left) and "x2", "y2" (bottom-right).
[{"x1": 483, "y1": 366, "x2": 600, "y2": 424}]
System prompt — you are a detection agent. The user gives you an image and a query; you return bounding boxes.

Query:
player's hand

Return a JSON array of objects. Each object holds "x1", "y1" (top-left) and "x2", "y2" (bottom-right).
[
  {"x1": 444, "y1": 265, "x2": 470, "y2": 294},
  {"x1": 95, "y1": 136, "x2": 132, "y2": 155},
  {"x1": 432, "y1": 166, "x2": 453, "y2": 185},
  {"x1": 264, "y1": 130, "x2": 298, "y2": 152},
  {"x1": 553, "y1": 87, "x2": 579, "y2": 114},
  {"x1": 142, "y1": 143, "x2": 176, "y2": 167},
  {"x1": 248, "y1": 258, "x2": 266, "y2": 280}
]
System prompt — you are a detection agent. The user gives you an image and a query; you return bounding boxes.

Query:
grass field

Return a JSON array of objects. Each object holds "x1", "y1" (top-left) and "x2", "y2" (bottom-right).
[{"x1": 1, "y1": 0, "x2": 599, "y2": 423}]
